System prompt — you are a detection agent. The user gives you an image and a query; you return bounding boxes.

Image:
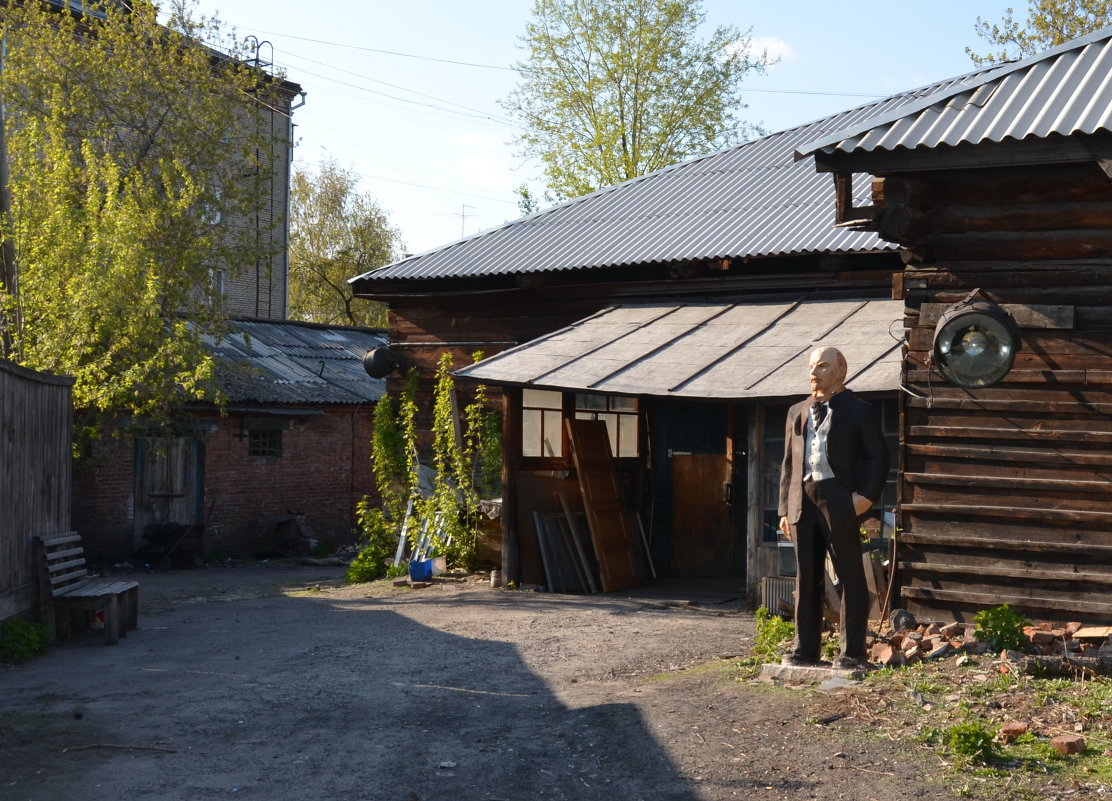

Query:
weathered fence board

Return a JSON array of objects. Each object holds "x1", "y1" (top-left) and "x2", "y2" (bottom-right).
[{"x1": 0, "y1": 359, "x2": 73, "y2": 622}]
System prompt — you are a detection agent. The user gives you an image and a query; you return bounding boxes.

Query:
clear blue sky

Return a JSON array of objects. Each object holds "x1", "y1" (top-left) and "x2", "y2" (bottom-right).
[{"x1": 189, "y1": 0, "x2": 1021, "y2": 256}]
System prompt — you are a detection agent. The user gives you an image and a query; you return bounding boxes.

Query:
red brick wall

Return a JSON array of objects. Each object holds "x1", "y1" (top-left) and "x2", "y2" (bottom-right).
[
  {"x1": 202, "y1": 407, "x2": 376, "y2": 556},
  {"x1": 73, "y1": 405, "x2": 378, "y2": 562},
  {"x1": 73, "y1": 435, "x2": 137, "y2": 563}
]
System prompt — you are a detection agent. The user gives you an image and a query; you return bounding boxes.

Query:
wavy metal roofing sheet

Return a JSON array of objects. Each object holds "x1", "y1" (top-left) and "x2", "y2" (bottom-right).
[
  {"x1": 355, "y1": 80, "x2": 991, "y2": 285},
  {"x1": 203, "y1": 320, "x2": 388, "y2": 405},
  {"x1": 799, "y1": 27, "x2": 1112, "y2": 158}
]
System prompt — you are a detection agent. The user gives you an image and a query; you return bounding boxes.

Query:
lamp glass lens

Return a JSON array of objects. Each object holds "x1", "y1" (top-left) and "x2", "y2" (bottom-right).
[
  {"x1": 960, "y1": 328, "x2": 987, "y2": 357},
  {"x1": 936, "y1": 311, "x2": 1016, "y2": 387}
]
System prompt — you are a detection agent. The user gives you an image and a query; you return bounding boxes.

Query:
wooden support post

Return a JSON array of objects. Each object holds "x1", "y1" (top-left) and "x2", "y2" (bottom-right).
[{"x1": 501, "y1": 387, "x2": 522, "y2": 586}]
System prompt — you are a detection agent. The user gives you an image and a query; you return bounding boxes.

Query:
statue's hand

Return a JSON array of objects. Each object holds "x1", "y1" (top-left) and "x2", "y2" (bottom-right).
[{"x1": 778, "y1": 516, "x2": 793, "y2": 541}]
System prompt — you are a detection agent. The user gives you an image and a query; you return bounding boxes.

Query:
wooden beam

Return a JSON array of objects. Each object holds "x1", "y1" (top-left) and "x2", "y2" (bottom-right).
[
  {"x1": 904, "y1": 397, "x2": 1112, "y2": 414},
  {"x1": 904, "y1": 472, "x2": 1112, "y2": 495},
  {"x1": 900, "y1": 530, "x2": 1112, "y2": 556},
  {"x1": 904, "y1": 368, "x2": 1091, "y2": 384},
  {"x1": 903, "y1": 561, "x2": 1112, "y2": 586},
  {"x1": 902, "y1": 586, "x2": 1112, "y2": 616},
  {"x1": 901, "y1": 502, "x2": 1112, "y2": 524},
  {"x1": 905, "y1": 442, "x2": 1112, "y2": 467},
  {"x1": 917, "y1": 303, "x2": 1074, "y2": 329},
  {"x1": 907, "y1": 425, "x2": 1112, "y2": 445}
]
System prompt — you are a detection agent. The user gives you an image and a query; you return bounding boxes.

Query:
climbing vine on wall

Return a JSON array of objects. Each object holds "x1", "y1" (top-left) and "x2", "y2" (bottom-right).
[{"x1": 351, "y1": 356, "x2": 501, "y2": 581}]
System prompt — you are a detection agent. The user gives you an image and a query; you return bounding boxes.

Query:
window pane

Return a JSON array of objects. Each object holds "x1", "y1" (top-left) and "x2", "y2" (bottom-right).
[
  {"x1": 610, "y1": 396, "x2": 636, "y2": 411},
  {"x1": 596, "y1": 413, "x2": 618, "y2": 455},
  {"x1": 542, "y1": 410, "x2": 564, "y2": 457},
  {"x1": 522, "y1": 409, "x2": 542, "y2": 456},
  {"x1": 617, "y1": 415, "x2": 638, "y2": 457},
  {"x1": 575, "y1": 393, "x2": 607, "y2": 411},
  {"x1": 523, "y1": 388, "x2": 562, "y2": 410},
  {"x1": 761, "y1": 404, "x2": 789, "y2": 543}
]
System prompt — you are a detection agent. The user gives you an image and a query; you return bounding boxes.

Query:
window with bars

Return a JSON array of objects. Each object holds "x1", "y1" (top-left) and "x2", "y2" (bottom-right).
[{"x1": 248, "y1": 429, "x2": 282, "y2": 459}]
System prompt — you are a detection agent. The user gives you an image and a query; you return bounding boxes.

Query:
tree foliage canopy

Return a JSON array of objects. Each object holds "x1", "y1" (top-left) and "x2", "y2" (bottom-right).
[
  {"x1": 288, "y1": 161, "x2": 401, "y2": 328},
  {"x1": 0, "y1": 0, "x2": 283, "y2": 429},
  {"x1": 502, "y1": 0, "x2": 771, "y2": 201},
  {"x1": 968, "y1": 0, "x2": 1112, "y2": 66}
]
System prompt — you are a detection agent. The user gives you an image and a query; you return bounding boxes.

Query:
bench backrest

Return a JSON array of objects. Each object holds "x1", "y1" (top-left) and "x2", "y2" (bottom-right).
[{"x1": 37, "y1": 532, "x2": 93, "y2": 598}]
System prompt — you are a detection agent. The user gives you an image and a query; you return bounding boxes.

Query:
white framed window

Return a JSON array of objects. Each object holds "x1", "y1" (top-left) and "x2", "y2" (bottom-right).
[
  {"x1": 521, "y1": 388, "x2": 564, "y2": 457},
  {"x1": 574, "y1": 393, "x2": 639, "y2": 457}
]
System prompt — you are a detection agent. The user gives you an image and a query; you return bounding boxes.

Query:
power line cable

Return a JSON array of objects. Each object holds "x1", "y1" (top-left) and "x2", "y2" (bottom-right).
[
  {"x1": 228, "y1": 27, "x2": 518, "y2": 71},
  {"x1": 296, "y1": 109, "x2": 519, "y2": 207},
  {"x1": 277, "y1": 52, "x2": 524, "y2": 128},
  {"x1": 217, "y1": 26, "x2": 890, "y2": 100}
]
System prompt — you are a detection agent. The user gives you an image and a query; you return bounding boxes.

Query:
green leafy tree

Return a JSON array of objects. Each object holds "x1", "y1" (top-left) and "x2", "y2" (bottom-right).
[
  {"x1": 288, "y1": 161, "x2": 402, "y2": 327},
  {"x1": 0, "y1": 0, "x2": 283, "y2": 429},
  {"x1": 502, "y1": 0, "x2": 772, "y2": 200},
  {"x1": 968, "y1": 0, "x2": 1112, "y2": 66}
]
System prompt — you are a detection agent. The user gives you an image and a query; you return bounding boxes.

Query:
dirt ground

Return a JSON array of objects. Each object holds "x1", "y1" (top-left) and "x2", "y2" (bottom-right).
[{"x1": 0, "y1": 564, "x2": 964, "y2": 801}]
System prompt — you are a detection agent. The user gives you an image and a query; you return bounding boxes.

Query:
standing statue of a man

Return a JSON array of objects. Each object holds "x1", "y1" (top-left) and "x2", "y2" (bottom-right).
[{"x1": 777, "y1": 346, "x2": 889, "y2": 669}]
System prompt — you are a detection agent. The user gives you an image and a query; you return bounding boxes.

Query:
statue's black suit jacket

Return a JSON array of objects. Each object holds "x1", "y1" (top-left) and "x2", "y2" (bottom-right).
[{"x1": 777, "y1": 388, "x2": 889, "y2": 523}]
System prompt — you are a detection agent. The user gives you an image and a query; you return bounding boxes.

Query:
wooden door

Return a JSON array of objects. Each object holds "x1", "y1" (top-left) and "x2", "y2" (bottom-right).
[
  {"x1": 566, "y1": 419, "x2": 640, "y2": 592},
  {"x1": 672, "y1": 453, "x2": 736, "y2": 577},
  {"x1": 134, "y1": 436, "x2": 203, "y2": 549}
]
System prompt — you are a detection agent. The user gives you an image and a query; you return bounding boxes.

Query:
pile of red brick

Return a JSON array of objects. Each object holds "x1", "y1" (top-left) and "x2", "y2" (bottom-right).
[
  {"x1": 999, "y1": 722, "x2": 1087, "y2": 756},
  {"x1": 867, "y1": 621, "x2": 1112, "y2": 668}
]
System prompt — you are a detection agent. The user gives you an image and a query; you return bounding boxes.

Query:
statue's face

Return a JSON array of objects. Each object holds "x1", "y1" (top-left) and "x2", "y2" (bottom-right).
[{"x1": 808, "y1": 348, "x2": 846, "y2": 399}]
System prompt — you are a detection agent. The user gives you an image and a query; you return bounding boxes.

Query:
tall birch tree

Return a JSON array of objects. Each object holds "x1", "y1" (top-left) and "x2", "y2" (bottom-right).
[
  {"x1": 968, "y1": 0, "x2": 1112, "y2": 65},
  {"x1": 502, "y1": 0, "x2": 772, "y2": 201}
]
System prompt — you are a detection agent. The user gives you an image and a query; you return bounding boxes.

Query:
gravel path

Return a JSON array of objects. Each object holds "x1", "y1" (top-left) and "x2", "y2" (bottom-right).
[{"x1": 0, "y1": 564, "x2": 959, "y2": 800}]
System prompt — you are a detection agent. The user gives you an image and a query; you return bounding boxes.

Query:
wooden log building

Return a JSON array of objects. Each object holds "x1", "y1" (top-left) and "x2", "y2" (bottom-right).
[
  {"x1": 797, "y1": 26, "x2": 1112, "y2": 622},
  {"x1": 352, "y1": 92, "x2": 924, "y2": 601},
  {"x1": 357, "y1": 25, "x2": 1112, "y2": 622}
]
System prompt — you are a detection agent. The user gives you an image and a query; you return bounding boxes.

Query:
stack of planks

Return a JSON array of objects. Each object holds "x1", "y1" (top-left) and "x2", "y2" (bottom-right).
[{"x1": 532, "y1": 506, "x2": 599, "y2": 594}]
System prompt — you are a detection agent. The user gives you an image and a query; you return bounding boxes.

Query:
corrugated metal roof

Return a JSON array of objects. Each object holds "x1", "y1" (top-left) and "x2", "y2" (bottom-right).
[
  {"x1": 454, "y1": 299, "x2": 903, "y2": 400},
  {"x1": 354, "y1": 75, "x2": 994, "y2": 286},
  {"x1": 798, "y1": 26, "x2": 1112, "y2": 158},
  {"x1": 202, "y1": 320, "x2": 388, "y2": 405}
]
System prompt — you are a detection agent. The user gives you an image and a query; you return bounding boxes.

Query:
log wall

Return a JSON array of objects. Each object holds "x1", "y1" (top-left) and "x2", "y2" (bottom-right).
[
  {"x1": 883, "y1": 161, "x2": 1112, "y2": 622},
  {"x1": 0, "y1": 359, "x2": 73, "y2": 622}
]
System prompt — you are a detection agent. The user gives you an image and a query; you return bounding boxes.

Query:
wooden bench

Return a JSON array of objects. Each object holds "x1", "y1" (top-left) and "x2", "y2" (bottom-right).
[{"x1": 36, "y1": 532, "x2": 139, "y2": 645}]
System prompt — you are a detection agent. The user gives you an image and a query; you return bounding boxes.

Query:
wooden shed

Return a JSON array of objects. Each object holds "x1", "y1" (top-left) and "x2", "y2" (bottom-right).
[
  {"x1": 797, "y1": 27, "x2": 1112, "y2": 622},
  {"x1": 350, "y1": 88, "x2": 948, "y2": 599}
]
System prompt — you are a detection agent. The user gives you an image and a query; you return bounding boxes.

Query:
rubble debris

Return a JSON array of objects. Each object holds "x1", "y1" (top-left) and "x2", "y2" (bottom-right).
[
  {"x1": 998, "y1": 721, "x2": 1029, "y2": 744},
  {"x1": 865, "y1": 618, "x2": 1112, "y2": 675},
  {"x1": 1050, "y1": 734, "x2": 1086, "y2": 756}
]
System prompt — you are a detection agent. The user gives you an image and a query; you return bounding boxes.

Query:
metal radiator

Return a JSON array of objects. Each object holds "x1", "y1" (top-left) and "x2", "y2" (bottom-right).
[{"x1": 760, "y1": 576, "x2": 795, "y2": 615}]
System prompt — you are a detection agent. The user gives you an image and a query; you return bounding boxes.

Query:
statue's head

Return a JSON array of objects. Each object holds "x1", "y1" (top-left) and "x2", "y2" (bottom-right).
[{"x1": 808, "y1": 346, "x2": 847, "y2": 399}]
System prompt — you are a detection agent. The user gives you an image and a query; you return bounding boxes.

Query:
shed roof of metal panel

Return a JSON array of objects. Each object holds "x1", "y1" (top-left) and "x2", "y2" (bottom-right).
[
  {"x1": 202, "y1": 319, "x2": 387, "y2": 405},
  {"x1": 453, "y1": 299, "x2": 903, "y2": 401},
  {"x1": 797, "y1": 26, "x2": 1112, "y2": 160},
  {"x1": 352, "y1": 74, "x2": 994, "y2": 288}
]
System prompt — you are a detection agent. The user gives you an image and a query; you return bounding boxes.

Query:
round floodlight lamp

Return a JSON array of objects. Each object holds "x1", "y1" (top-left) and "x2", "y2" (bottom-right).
[
  {"x1": 932, "y1": 296, "x2": 1020, "y2": 388},
  {"x1": 363, "y1": 347, "x2": 400, "y2": 379}
]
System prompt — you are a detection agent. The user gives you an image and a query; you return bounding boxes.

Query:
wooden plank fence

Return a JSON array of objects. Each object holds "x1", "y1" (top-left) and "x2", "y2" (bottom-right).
[{"x1": 0, "y1": 358, "x2": 73, "y2": 622}]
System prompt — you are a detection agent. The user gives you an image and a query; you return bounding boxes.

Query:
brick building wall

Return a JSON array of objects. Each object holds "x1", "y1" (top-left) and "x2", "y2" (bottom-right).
[
  {"x1": 73, "y1": 435, "x2": 138, "y2": 563},
  {"x1": 219, "y1": 95, "x2": 293, "y2": 322},
  {"x1": 202, "y1": 406, "x2": 375, "y2": 556},
  {"x1": 73, "y1": 405, "x2": 378, "y2": 563}
]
